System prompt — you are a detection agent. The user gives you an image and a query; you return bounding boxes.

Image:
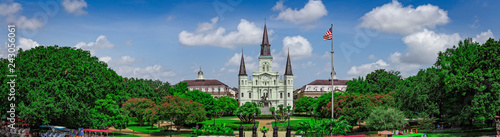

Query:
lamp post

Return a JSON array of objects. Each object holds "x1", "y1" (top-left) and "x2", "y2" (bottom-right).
[
  {"x1": 170, "y1": 116, "x2": 173, "y2": 137},
  {"x1": 273, "y1": 113, "x2": 278, "y2": 137},
  {"x1": 239, "y1": 113, "x2": 244, "y2": 137},
  {"x1": 286, "y1": 110, "x2": 291, "y2": 137},
  {"x1": 252, "y1": 113, "x2": 257, "y2": 137}
]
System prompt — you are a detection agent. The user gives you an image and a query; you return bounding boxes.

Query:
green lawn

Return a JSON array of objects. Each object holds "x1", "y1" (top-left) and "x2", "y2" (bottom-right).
[
  {"x1": 198, "y1": 119, "x2": 259, "y2": 126},
  {"x1": 126, "y1": 122, "x2": 162, "y2": 134}
]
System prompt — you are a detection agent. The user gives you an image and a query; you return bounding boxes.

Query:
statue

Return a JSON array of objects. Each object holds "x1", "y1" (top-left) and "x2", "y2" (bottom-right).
[{"x1": 259, "y1": 94, "x2": 272, "y2": 107}]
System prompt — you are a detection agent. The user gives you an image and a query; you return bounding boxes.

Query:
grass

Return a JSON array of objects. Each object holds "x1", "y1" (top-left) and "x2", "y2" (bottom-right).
[
  {"x1": 126, "y1": 122, "x2": 162, "y2": 134},
  {"x1": 420, "y1": 127, "x2": 496, "y2": 137}
]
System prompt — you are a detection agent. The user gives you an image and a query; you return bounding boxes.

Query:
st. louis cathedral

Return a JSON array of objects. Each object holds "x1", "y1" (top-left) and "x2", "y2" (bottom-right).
[{"x1": 238, "y1": 23, "x2": 294, "y2": 109}]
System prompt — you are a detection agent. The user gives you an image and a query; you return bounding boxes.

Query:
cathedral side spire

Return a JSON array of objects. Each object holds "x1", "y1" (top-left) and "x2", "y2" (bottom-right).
[
  {"x1": 239, "y1": 50, "x2": 247, "y2": 76},
  {"x1": 285, "y1": 49, "x2": 293, "y2": 75}
]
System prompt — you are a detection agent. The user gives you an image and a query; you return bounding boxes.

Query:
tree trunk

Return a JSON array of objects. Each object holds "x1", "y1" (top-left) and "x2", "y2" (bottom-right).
[{"x1": 138, "y1": 119, "x2": 144, "y2": 126}]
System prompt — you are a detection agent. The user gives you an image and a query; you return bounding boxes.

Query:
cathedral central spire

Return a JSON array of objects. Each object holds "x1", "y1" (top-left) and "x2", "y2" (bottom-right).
[{"x1": 260, "y1": 22, "x2": 271, "y2": 56}]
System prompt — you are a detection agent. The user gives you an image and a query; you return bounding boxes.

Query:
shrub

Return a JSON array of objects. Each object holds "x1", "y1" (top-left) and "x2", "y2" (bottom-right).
[
  {"x1": 296, "y1": 116, "x2": 352, "y2": 136},
  {"x1": 234, "y1": 102, "x2": 261, "y2": 123},
  {"x1": 366, "y1": 106, "x2": 408, "y2": 130},
  {"x1": 417, "y1": 112, "x2": 437, "y2": 130},
  {"x1": 192, "y1": 123, "x2": 234, "y2": 136}
]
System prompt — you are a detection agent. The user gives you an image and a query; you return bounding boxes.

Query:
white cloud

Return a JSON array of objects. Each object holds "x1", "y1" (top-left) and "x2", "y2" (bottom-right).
[
  {"x1": 75, "y1": 35, "x2": 115, "y2": 55},
  {"x1": 18, "y1": 37, "x2": 40, "y2": 51},
  {"x1": 347, "y1": 59, "x2": 389, "y2": 76},
  {"x1": 124, "y1": 40, "x2": 133, "y2": 46},
  {"x1": 0, "y1": 37, "x2": 39, "y2": 58},
  {"x1": 368, "y1": 54, "x2": 377, "y2": 60},
  {"x1": 359, "y1": 0, "x2": 450, "y2": 35},
  {"x1": 103, "y1": 56, "x2": 176, "y2": 81},
  {"x1": 178, "y1": 17, "x2": 265, "y2": 48},
  {"x1": 0, "y1": 2, "x2": 22, "y2": 16},
  {"x1": 273, "y1": 0, "x2": 327, "y2": 26},
  {"x1": 225, "y1": 53, "x2": 254, "y2": 66},
  {"x1": 320, "y1": 51, "x2": 330, "y2": 59},
  {"x1": 99, "y1": 56, "x2": 112, "y2": 63},
  {"x1": 347, "y1": 59, "x2": 420, "y2": 78},
  {"x1": 280, "y1": 35, "x2": 313, "y2": 60},
  {"x1": 473, "y1": 29, "x2": 495, "y2": 44},
  {"x1": 300, "y1": 61, "x2": 316, "y2": 69},
  {"x1": 117, "y1": 56, "x2": 135, "y2": 65},
  {"x1": 62, "y1": 0, "x2": 88, "y2": 16},
  {"x1": 166, "y1": 15, "x2": 175, "y2": 22},
  {"x1": 391, "y1": 29, "x2": 461, "y2": 65},
  {"x1": 0, "y1": 2, "x2": 43, "y2": 30},
  {"x1": 224, "y1": 53, "x2": 257, "y2": 73}
]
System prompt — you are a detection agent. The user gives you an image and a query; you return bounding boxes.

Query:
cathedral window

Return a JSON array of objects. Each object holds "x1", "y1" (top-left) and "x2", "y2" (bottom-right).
[
  {"x1": 249, "y1": 93, "x2": 252, "y2": 98},
  {"x1": 242, "y1": 93, "x2": 244, "y2": 97},
  {"x1": 280, "y1": 93, "x2": 283, "y2": 98},
  {"x1": 288, "y1": 93, "x2": 290, "y2": 97}
]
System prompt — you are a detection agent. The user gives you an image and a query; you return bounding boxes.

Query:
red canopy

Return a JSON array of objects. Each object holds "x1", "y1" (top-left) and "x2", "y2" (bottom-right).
[{"x1": 82, "y1": 129, "x2": 113, "y2": 133}]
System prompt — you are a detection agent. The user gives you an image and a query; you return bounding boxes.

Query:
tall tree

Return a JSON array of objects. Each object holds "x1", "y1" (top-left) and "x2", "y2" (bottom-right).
[
  {"x1": 122, "y1": 98, "x2": 156, "y2": 126},
  {"x1": 394, "y1": 67, "x2": 444, "y2": 118},
  {"x1": 294, "y1": 96, "x2": 315, "y2": 114},
  {"x1": 176, "y1": 90, "x2": 220, "y2": 118},
  {"x1": 435, "y1": 38, "x2": 500, "y2": 127},
  {"x1": 12, "y1": 46, "x2": 127, "y2": 128},
  {"x1": 216, "y1": 96, "x2": 238, "y2": 116}
]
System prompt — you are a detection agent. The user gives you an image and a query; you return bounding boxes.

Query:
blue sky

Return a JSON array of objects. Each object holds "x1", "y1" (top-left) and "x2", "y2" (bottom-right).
[{"x1": 0, "y1": 0, "x2": 498, "y2": 89}]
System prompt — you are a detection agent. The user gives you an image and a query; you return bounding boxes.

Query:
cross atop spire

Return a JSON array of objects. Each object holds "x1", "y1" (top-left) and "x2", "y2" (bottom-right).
[{"x1": 260, "y1": 21, "x2": 271, "y2": 56}]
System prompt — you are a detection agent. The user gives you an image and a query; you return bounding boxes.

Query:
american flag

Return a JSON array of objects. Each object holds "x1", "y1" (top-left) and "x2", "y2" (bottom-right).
[{"x1": 323, "y1": 27, "x2": 332, "y2": 40}]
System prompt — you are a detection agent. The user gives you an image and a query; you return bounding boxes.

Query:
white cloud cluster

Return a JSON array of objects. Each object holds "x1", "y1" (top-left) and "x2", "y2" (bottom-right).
[
  {"x1": 359, "y1": 0, "x2": 449, "y2": 35},
  {"x1": 473, "y1": 29, "x2": 495, "y2": 44},
  {"x1": 280, "y1": 35, "x2": 313, "y2": 60},
  {"x1": 18, "y1": 37, "x2": 40, "y2": 51},
  {"x1": 75, "y1": 35, "x2": 115, "y2": 55},
  {"x1": 347, "y1": 59, "x2": 420, "y2": 78},
  {"x1": 0, "y1": 2, "x2": 43, "y2": 30},
  {"x1": 391, "y1": 29, "x2": 461, "y2": 64},
  {"x1": 62, "y1": 0, "x2": 88, "y2": 16},
  {"x1": 224, "y1": 53, "x2": 257, "y2": 72},
  {"x1": 347, "y1": 59, "x2": 389, "y2": 76},
  {"x1": 0, "y1": 37, "x2": 40, "y2": 58},
  {"x1": 103, "y1": 56, "x2": 176, "y2": 81},
  {"x1": 272, "y1": 0, "x2": 327, "y2": 26},
  {"x1": 178, "y1": 17, "x2": 265, "y2": 48}
]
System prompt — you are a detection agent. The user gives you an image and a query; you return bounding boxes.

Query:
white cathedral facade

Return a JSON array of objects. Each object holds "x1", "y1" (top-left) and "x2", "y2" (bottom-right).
[{"x1": 238, "y1": 23, "x2": 294, "y2": 109}]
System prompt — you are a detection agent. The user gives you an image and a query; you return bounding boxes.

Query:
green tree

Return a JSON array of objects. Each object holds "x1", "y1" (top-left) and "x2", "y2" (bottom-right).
[
  {"x1": 160, "y1": 95, "x2": 207, "y2": 132},
  {"x1": 294, "y1": 96, "x2": 315, "y2": 114},
  {"x1": 176, "y1": 90, "x2": 220, "y2": 118},
  {"x1": 435, "y1": 38, "x2": 500, "y2": 127},
  {"x1": 365, "y1": 106, "x2": 408, "y2": 130},
  {"x1": 329, "y1": 93, "x2": 394, "y2": 125},
  {"x1": 121, "y1": 98, "x2": 156, "y2": 126},
  {"x1": 216, "y1": 96, "x2": 238, "y2": 116},
  {"x1": 346, "y1": 77, "x2": 369, "y2": 94},
  {"x1": 234, "y1": 102, "x2": 261, "y2": 123},
  {"x1": 11, "y1": 46, "x2": 127, "y2": 128},
  {"x1": 394, "y1": 67, "x2": 443, "y2": 118},
  {"x1": 90, "y1": 94, "x2": 129, "y2": 129},
  {"x1": 347, "y1": 69, "x2": 400, "y2": 94},
  {"x1": 171, "y1": 82, "x2": 190, "y2": 94},
  {"x1": 312, "y1": 92, "x2": 347, "y2": 118}
]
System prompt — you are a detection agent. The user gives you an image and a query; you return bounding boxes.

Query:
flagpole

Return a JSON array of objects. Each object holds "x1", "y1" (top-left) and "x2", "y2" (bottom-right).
[
  {"x1": 330, "y1": 23, "x2": 335, "y2": 137},
  {"x1": 331, "y1": 23, "x2": 334, "y2": 120}
]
